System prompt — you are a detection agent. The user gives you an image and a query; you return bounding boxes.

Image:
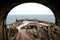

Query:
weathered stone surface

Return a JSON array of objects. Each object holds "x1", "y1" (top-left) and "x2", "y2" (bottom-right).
[{"x1": 7, "y1": 19, "x2": 60, "y2": 40}]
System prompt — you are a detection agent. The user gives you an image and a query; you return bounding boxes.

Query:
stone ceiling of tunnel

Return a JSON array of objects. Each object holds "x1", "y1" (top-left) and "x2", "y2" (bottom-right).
[{"x1": 0, "y1": 0, "x2": 60, "y2": 25}]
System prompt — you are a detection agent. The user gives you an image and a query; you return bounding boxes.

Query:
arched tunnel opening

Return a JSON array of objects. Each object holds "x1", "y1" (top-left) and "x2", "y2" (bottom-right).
[
  {"x1": 6, "y1": 2, "x2": 56, "y2": 25},
  {"x1": 5, "y1": 2, "x2": 57, "y2": 40},
  {"x1": 0, "y1": 1, "x2": 60, "y2": 40}
]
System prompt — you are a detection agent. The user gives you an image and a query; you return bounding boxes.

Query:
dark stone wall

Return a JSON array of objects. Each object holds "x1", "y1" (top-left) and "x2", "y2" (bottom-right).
[{"x1": 0, "y1": 0, "x2": 60, "y2": 40}]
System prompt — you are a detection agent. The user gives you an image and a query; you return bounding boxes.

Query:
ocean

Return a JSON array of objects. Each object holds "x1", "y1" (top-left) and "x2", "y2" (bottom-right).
[{"x1": 6, "y1": 15, "x2": 55, "y2": 25}]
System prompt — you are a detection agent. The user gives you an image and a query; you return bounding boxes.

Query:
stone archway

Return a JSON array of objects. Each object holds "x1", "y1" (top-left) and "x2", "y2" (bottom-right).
[
  {"x1": 6, "y1": 2, "x2": 56, "y2": 24},
  {"x1": 0, "y1": 0, "x2": 60, "y2": 40}
]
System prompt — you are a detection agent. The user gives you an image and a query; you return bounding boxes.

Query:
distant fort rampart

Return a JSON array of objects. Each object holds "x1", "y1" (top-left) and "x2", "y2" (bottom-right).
[{"x1": 7, "y1": 19, "x2": 60, "y2": 40}]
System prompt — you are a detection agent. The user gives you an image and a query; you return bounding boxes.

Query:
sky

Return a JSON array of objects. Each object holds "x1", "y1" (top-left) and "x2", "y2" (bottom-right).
[{"x1": 6, "y1": 3, "x2": 55, "y2": 24}]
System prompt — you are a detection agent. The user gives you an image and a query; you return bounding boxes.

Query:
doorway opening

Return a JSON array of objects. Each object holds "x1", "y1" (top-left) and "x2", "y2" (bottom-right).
[
  {"x1": 6, "y1": 2, "x2": 55, "y2": 25},
  {"x1": 6, "y1": 2, "x2": 56, "y2": 40}
]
